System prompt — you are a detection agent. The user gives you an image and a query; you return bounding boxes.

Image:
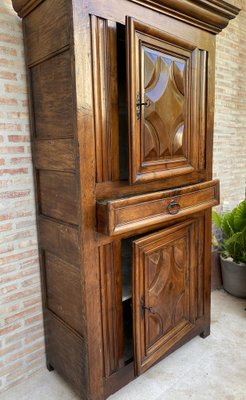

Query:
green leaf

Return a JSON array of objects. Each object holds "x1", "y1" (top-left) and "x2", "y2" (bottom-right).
[
  {"x1": 222, "y1": 210, "x2": 236, "y2": 238},
  {"x1": 234, "y1": 200, "x2": 246, "y2": 231},
  {"x1": 212, "y1": 211, "x2": 222, "y2": 229},
  {"x1": 225, "y1": 232, "x2": 242, "y2": 246}
]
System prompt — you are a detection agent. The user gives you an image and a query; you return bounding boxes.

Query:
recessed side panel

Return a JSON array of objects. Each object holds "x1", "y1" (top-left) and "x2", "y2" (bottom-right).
[
  {"x1": 44, "y1": 251, "x2": 84, "y2": 335},
  {"x1": 30, "y1": 50, "x2": 74, "y2": 139}
]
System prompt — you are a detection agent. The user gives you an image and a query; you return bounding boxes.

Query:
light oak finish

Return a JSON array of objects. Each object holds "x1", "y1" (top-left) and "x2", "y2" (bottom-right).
[{"x1": 11, "y1": 0, "x2": 239, "y2": 399}]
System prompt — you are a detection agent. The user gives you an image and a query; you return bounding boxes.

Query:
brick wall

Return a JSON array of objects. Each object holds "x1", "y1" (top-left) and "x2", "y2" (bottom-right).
[
  {"x1": 0, "y1": 0, "x2": 246, "y2": 394},
  {"x1": 213, "y1": 0, "x2": 246, "y2": 210},
  {"x1": 0, "y1": 0, "x2": 45, "y2": 392}
]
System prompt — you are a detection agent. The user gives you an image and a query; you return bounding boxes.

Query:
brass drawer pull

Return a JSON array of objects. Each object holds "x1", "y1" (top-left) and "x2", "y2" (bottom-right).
[{"x1": 167, "y1": 201, "x2": 180, "y2": 215}]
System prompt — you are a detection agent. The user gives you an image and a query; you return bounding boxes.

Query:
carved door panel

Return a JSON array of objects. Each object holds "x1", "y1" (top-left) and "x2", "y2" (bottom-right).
[
  {"x1": 132, "y1": 219, "x2": 199, "y2": 374},
  {"x1": 127, "y1": 17, "x2": 207, "y2": 184}
]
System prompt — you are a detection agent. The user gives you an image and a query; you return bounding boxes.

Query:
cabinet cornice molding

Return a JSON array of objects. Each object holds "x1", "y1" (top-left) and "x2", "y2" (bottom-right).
[
  {"x1": 130, "y1": 0, "x2": 240, "y2": 33},
  {"x1": 12, "y1": 0, "x2": 240, "y2": 30},
  {"x1": 11, "y1": 0, "x2": 44, "y2": 17}
]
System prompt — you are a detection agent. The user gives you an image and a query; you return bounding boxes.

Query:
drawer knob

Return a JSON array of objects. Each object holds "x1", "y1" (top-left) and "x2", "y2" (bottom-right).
[{"x1": 167, "y1": 201, "x2": 180, "y2": 215}]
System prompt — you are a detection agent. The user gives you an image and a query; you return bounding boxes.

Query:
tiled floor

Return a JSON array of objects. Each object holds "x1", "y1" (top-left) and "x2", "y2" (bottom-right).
[{"x1": 1, "y1": 290, "x2": 246, "y2": 400}]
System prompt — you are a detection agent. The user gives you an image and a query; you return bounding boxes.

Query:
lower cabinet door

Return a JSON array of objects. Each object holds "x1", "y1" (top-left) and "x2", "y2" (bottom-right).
[{"x1": 132, "y1": 218, "x2": 201, "y2": 374}]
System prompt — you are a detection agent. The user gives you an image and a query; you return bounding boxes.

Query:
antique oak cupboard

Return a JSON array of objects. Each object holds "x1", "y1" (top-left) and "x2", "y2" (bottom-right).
[{"x1": 11, "y1": 0, "x2": 239, "y2": 398}]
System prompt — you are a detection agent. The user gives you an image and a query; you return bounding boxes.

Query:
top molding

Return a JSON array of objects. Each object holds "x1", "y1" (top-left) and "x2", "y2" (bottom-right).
[
  {"x1": 12, "y1": 0, "x2": 240, "y2": 33},
  {"x1": 11, "y1": 0, "x2": 44, "y2": 18},
  {"x1": 130, "y1": 0, "x2": 240, "y2": 33}
]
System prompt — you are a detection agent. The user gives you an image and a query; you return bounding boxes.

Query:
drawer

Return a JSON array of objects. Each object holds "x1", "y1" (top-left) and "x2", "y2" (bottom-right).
[{"x1": 97, "y1": 180, "x2": 219, "y2": 236}]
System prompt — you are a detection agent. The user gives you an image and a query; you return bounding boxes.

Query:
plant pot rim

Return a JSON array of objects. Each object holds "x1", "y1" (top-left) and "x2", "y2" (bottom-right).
[{"x1": 220, "y1": 254, "x2": 246, "y2": 267}]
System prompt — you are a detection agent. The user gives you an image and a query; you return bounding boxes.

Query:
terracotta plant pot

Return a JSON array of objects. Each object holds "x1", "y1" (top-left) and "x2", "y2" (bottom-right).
[{"x1": 220, "y1": 255, "x2": 246, "y2": 298}]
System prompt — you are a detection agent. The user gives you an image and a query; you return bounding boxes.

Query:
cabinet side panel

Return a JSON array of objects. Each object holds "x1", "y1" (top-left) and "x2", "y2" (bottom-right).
[
  {"x1": 44, "y1": 252, "x2": 85, "y2": 335},
  {"x1": 71, "y1": 0, "x2": 105, "y2": 398},
  {"x1": 39, "y1": 170, "x2": 79, "y2": 225},
  {"x1": 46, "y1": 314, "x2": 88, "y2": 398},
  {"x1": 22, "y1": 0, "x2": 89, "y2": 397},
  {"x1": 24, "y1": 0, "x2": 71, "y2": 65},
  {"x1": 30, "y1": 51, "x2": 74, "y2": 139}
]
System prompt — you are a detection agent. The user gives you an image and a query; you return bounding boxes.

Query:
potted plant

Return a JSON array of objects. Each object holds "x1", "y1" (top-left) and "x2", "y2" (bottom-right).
[{"x1": 212, "y1": 200, "x2": 246, "y2": 298}]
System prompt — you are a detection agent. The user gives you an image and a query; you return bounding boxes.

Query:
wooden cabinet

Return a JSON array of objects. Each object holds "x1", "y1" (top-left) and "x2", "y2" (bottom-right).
[{"x1": 11, "y1": 0, "x2": 239, "y2": 399}]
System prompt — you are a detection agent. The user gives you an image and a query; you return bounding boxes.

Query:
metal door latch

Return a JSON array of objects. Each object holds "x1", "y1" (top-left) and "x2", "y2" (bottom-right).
[
  {"x1": 140, "y1": 295, "x2": 156, "y2": 318},
  {"x1": 136, "y1": 93, "x2": 151, "y2": 120}
]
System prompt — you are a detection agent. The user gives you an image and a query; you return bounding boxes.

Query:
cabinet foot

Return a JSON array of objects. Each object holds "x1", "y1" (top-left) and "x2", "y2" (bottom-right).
[
  {"x1": 200, "y1": 327, "x2": 210, "y2": 339},
  {"x1": 46, "y1": 362, "x2": 54, "y2": 372}
]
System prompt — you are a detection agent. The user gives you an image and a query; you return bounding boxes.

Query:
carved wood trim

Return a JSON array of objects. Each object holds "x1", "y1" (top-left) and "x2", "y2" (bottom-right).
[
  {"x1": 12, "y1": 0, "x2": 240, "y2": 33},
  {"x1": 11, "y1": 0, "x2": 44, "y2": 17},
  {"x1": 99, "y1": 241, "x2": 125, "y2": 377},
  {"x1": 91, "y1": 16, "x2": 120, "y2": 183},
  {"x1": 130, "y1": 0, "x2": 240, "y2": 34}
]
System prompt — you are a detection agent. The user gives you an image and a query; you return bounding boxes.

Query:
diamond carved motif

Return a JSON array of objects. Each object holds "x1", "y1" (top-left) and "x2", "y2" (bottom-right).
[
  {"x1": 146, "y1": 237, "x2": 187, "y2": 348},
  {"x1": 143, "y1": 47, "x2": 187, "y2": 162}
]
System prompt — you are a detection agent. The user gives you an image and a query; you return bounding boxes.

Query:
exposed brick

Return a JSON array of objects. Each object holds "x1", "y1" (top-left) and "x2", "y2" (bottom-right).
[
  {"x1": 6, "y1": 340, "x2": 45, "y2": 364},
  {"x1": 0, "y1": 222, "x2": 12, "y2": 232},
  {"x1": 0, "y1": 190, "x2": 30, "y2": 199},
  {"x1": 0, "y1": 46, "x2": 17, "y2": 56},
  {"x1": 0, "y1": 322, "x2": 22, "y2": 337},
  {"x1": 1, "y1": 287, "x2": 41, "y2": 305},
  {"x1": 24, "y1": 330, "x2": 44, "y2": 345},
  {"x1": 8, "y1": 135, "x2": 30, "y2": 142},
  {"x1": 213, "y1": 4, "x2": 246, "y2": 211},
  {"x1": 0, "y1": 97, "x2": 17, "y2": 106},
  {"x1": 0, "y1": 146, "x2": 24, "y2": 154},
  {"x1": 0, "y1": 361, "x2": 23, "y2": 376},
  {"x1": 0, "y1": 123, "x2": 21, "y2": 131},
  {"x1": 0, "y1": 70, "x2": 17, "y2": 80},
  {"x1": 4, "y1": 83, "x2": 27, "y2": 94},
  {"x1": 0, "y1": 284, "x2": 18, "y2": 295},
  {"x1": 10, "y1": 157, "x2": 32, "y2": 164},
  {"x1": 7, "y1": 112, "x2": 28, "y2": 119},
  {"x1": 4, "y1": 306, "x2": 41, "y2": 325},
  {"x1": 24, "y1": 314, "x2": 43, "y2": 326},
  {"x1": 4, "y1": 324, "x2": 43, "y2": 345},
  {"x1": 26, "y1": 349, "x2": 45, "y2": 363},
  {"x1": 0, "y1": 34, "x2": 22, "y2": 45},
  {"x1": 0, "y1": 342, "x2": 21, "y2": 358},
  {"x1": 0, "y1": 168, "x2": 28, "y2": 175},
  {"x1": 0, "y1": 58, "x2": 22, "y2": 68}
]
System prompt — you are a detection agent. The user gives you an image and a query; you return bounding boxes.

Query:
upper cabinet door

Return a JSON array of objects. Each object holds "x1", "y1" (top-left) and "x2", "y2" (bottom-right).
[{"x1": 126, "y1": 17, "x2": 207, "y2": 184}]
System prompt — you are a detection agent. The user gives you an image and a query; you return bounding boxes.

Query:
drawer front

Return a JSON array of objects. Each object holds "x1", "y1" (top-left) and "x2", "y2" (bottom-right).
[{"x1": 97, "y1": 180, "x2": 219, "y2": 236}]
